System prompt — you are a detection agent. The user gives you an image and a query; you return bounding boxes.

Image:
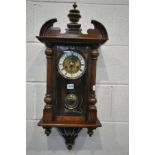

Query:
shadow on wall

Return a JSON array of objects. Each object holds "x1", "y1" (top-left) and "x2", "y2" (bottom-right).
[
  {"x1": 26, "y1": 45, "x2": 46, "y2": 82},
  {"x1": 26, "y1": 123, "x2": 127, "y2": 155},
  {"x1": 96, "y1": 47, "x2": 109, "y2": 83},
  {"x1": 48, "y1": 128, "x2": 103, "y2": 151},
  {"x1": 27, "y1": 127, "x2": 103, "y2": 151}
]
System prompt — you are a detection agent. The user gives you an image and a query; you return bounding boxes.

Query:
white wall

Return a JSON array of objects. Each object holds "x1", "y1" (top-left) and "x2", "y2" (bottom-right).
[{"x1": 26, "y1": 0, "x2": 129, "y2": 155}]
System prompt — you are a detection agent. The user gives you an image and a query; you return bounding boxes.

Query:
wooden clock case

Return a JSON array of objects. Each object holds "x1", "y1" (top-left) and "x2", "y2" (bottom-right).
[{"x1": 36, "y1": 3, "x2": 108, "y2": 150}]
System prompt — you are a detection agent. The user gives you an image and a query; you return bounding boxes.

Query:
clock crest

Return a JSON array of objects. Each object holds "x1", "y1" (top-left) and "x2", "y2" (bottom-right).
[{"x1": 36, "y1": 3, "x2": 108, "y2": 150}]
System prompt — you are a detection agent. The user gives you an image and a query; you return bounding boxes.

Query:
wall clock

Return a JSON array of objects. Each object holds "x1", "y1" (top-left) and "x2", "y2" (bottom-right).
[{"x1": 36, "y1": 3, "x2": 108, "y2": 150}]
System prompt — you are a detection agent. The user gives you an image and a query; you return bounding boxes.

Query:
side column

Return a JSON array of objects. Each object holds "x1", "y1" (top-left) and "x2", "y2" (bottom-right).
[
  {"x1": 87, "y1": 48, "x2": 99, "y2": 122},
  {"x1": 43, "y1": 47, "x2": 54, "y2": 123}
]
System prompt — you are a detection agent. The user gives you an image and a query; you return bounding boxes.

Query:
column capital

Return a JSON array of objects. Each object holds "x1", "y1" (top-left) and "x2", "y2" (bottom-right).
[
  {"x1": 45, "y1": 47, "x2": 53, "y2": 57},
  {"x1": 90, "y1": 49, "x2": 99, "y2": 59}
]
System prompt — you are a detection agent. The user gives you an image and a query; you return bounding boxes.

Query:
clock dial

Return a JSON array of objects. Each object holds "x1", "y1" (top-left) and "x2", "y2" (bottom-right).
[{"x1": 58, "y1": 51, "x2": 86, "y2": 79}]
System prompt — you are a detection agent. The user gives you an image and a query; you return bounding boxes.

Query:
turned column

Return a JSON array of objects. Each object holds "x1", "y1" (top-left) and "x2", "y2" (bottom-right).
[
  {"x1": 43, "y1": 47, "x2": 54, "y2": 123},
  {"x1": 87, "y1": 48, "x2": 99, "y2": 122}
]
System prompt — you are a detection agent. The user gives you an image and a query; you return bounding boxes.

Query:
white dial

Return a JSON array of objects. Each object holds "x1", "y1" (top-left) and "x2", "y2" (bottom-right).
[{"x1": 58, "y1": 51, "x2": 86, "y2": 79}]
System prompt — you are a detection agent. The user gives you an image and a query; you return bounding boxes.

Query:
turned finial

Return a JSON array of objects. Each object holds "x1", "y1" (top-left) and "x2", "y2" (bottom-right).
[
  {"x1": 73, "y1": 2, "x2": 77, "y2": 9},
  {"x1": 67, "y1": 3, "x2": 81, "y2": 32},
  {"x1": 68, "y1": 2, "x2": 81, "y2": 23}
]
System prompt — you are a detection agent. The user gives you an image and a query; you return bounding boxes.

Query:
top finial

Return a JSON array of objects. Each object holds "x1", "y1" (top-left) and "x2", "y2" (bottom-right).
[
  {"x1": 67, "y1": 3, "x2": 81, "y2": 23},
  {"x1": 73, "y1": 2, "x2": 77, "y2": 9},
  {"x1": 67, "y1": 3, "x2": 81, "y2": 32}
]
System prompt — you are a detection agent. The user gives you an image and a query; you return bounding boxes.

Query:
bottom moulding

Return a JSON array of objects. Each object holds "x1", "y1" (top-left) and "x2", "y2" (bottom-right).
[{"x1": 38, "y1": 118, "x2": 102, "y2": 150}]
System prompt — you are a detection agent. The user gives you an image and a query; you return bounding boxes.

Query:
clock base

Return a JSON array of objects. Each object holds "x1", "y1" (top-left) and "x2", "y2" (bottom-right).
[{"x1": 38, "y1": 118, "x2": 102, "y2": 150}]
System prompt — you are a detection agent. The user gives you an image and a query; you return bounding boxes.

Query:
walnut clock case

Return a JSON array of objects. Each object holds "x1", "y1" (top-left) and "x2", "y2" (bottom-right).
[{"x1": 36, "y1": 3, "x2": 108, "y2": 150}]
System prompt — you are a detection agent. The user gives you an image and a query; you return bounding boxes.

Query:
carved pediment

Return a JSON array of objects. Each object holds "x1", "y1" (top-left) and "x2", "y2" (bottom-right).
[{"x1": 36, "y1": 4, "x2": 108, "y2": 45}]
